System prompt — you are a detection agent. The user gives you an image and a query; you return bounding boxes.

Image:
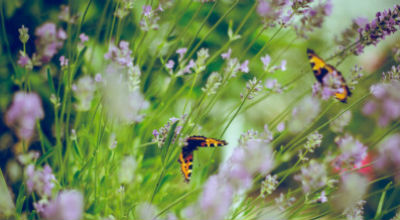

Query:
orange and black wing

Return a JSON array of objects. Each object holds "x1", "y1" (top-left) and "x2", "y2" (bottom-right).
[
  {"x1": 178, "y1": 136, "x2": 228, "y2": 182},
  {"x1": 307, "y1": 49, "x2": 352, "y2": 103},
  {"x1": 326, "y1": 64, "x2": 352, "y2": 103},
  {"x1": 307, "y1": 48, "x2": 329, "y2": 83},
  {"x1": 178, "y1": 149, "x2": 193, "y2": 182},
  {"x1": 185, "y1": 136, "x2": 227, "y2": 148}
]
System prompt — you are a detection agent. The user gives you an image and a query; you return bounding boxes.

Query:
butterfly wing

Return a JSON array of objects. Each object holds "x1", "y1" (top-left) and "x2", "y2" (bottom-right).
[
  {"x1": 307, "y1": 49, "x2": 329, "y2": 83},
  {"x1": 186, "y1": 136, "x2": 228, "y2": 148},
  {"x1": 178, "y1": 149, "x2": 193, "y2": 182},
  {"x1": 307, "y1": 49, "x2": 352, "y2": 103},
  {"x1": 178, "y1": 136, "x2": 228, "y2": 182},
  {"x1": 326, "y1": 64, "x2": 352, "y2": 103}
]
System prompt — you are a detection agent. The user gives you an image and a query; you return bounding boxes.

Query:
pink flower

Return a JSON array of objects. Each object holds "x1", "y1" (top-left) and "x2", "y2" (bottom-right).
[
  {"x1": 59, "y1": 56, "x2": 68, "y2": 67},
  {"x1": 363, "y1": 82, "x2": 400, "y2": 126},
  {"x1": 34, "y1": 22, "x2": 66, "y2": 63},
  {"x1": 165, "y1": 60, "x2": 174, "y2": 71},
  {"x1": 35, "y1": 190, "x2": 84, "y2": 220},
  {"x1": 79, "y1": 33, "x2": 89, "y2": 43},
  {"x1": 261, "y1": 54, "x2": 271, "y2": 71},
  {"x1": 239, "y1": 60, "x2": 249, "y2": 73},
  {"x1": 334, "y1": 135, "x2": 367, "y2": 170},
  {"x1": 104, "y1": 41, "x2": 133, "y2": 67},
  {"x1": 5, "y1": 92, "x2": 44, "y2": 140},
  {"x1": 176, "y1": 48, "x2": 187, "y2": 60},
  {"x1": 142, "y1": 5, "x2": 152, "y2": 16},
  {"x1": 17, "y1": 53, "x2": 31, "y2": 67},
  {"x1": 257, "y1": 0, "x2": 271, "y2": 17},
  {"x1": 221, "y1": 48, "x2": 232, "y2": 60},
  {"x1": 26, "y1": 164, "x2": 56, "y2": 197}
]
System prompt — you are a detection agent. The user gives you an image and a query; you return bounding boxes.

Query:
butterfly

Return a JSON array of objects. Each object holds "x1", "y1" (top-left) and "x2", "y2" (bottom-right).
[
  {"x1": 307, "y1": 49, "x2": 352, "y2": 103},
  {"x1": 178, "y1": 136, "x2": 227, "y2": 182}
]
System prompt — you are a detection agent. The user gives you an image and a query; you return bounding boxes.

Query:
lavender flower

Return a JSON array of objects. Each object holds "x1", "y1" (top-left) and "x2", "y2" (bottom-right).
[
  {"x1": 5, "y1": 92, "x2": 44, "y2": 140},
  {"x1": 240, "y1": 77, "x2": 263, "y2": 100},
  {"x1": 140, "y1": 5, "x2": 162, "y2": 31},
  {"x1": 114, "y1": 0, "x2": 135, "y2": 19},
  {"x1": 153, "y1": 116, "x2": 185, "y2": 147},
  {"x1": 354, "y1": 5, "x2": 400, "y2": 55},
  {"x1": 335, "y1": 174, "x2": 368, "y2": 215},
  {"x1": 374, "y1": 134, "x2": 400, "y2": 181},
  {"x1": 34, "y1": 22, "x2": 66, "y2": 63},
  {"x1": 276, "y1": 122, "x2": 285, "y2": 132},
  {"x1": 184, "y1": 127, "x2": 275, "y2": 219},
  {"x1": 118, "y1": 156, "x2": 137, "y2": 184},
  {"x1": 221, "y1": 48, "x2": 232, "y2": 60},
  {"x1": 220, "y1": 49, "x2": 250, "y2": 78},
  {"x1": 101, "y1": 68, "x2": 148, "y2": 123},
  {"x1": 343, "y1": 200, "x2": 366, "y2": 220},
  {"x1": 59, "y1": 55, "x2": 68, "y2": 67},
  {"x1": 265, "y1": 78, "x2": 284, "y2": 93},
  {"x1": 294, "y1": 160, "x2": 329, "y2": 193},
  {"x1": 221, "y1": 135, "x2": 274, "y2": 191},
  {"x1": 35, "y1": 190, "x2": 83, "y2": 220},
  {"x1": 17, "y1": 51, "x2": 32, "y2": 69},
  {"x1": 261, "y1": 54, "x2": 271, "y2": 71},
  {"x1": 334, "y1": 134, "x2": 367, "y2": 170},
  {"x1": 58, "y1": 5, "x2": 77, "y2": 23},
  {"x1": 260, "y1": 174, "x2": 278, "y2": 197},
  {"x1": 382, "y1": 65, "x2": 400, "y2": 82},
  {"x1": 275, "y1": 193, "x2": 296, "y2": 211},
  {"x1": 257, "y1": 0, "x2": 291, "y2": 26},
  {"x1": 79, "y1": 33, "x2": 89, "y2": 44},
  {"x1": 362, "y1": 81, "x2": 400, "y2": 126},
  {"x1": 239, "y1": 60, "x2": 249, "y2": 73},
  {"x1": 317, "y1": 191, "x2": 328, "y2": 203},
  {"x1": 26, "y1": 164, "x2": 56, "y2": 198},
  {"x1": 184, "y1": 176, "x2": 234, "y2": 220},
  {"x1": 104, "y1": 41, "x2": 134, "y2": 67},
  {"x1": 95, "y1": 73, "x2": 102, "y2": 82},
  {"x1": 18, "y1": 25, "x2": 29, "y2": 44},
  {"x1": 288, "y1": 96, "x2": 321, "y2": 133},
  {"x1": 348, "y1": 65, "x2": 364, "y2": 89},
  {"x1": 176, "y1": 48, "x2": 209, "y2": 76},
  {"x1": 303, "y1": 131, "x2": 323, "y2": 153},
  {"x1": 165, "y1": 60, "x2": 175, "y2": 74},
  {"x1": 176, "y1": 48, "x2": 187, "y2": 61},
  {"x1": 260, "y1": 53, "x2": 286, "y2": 73},
  {"x1": 335, "y1": 17, "x2": 369, "y2": 51},
  {"x1": 202, "y1": 72, "x2": 222, "y2": 95},
  {"x1": 72, "y1": 76, "x2": 95, "y2": 111},
  {"x1": 330, "y1": 110, "x2": 352, "y2": 133},
  {"x1": 294, "y1": 0, "x2": 332, "y2": 38}
]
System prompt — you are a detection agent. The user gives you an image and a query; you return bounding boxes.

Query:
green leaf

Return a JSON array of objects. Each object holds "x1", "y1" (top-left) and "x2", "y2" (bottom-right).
[
  {"x1": 15, "y1": 184, "x2": 25, "y2": 214},
  {"x1": 0, "y1": 168, "x2": 15, "y2": 216},
  {"x1": 72, "y1": 140, "x2": 82, "y2": 160},
  {"x1": 374, "y1": 181, "x2": 392, "y2": 219},
  {"x1": 36, "y1": 147, "x2": 54, "y2": 165},
  {"x1": 47, "y1": 67, "x2": 56, "y2": 94}
]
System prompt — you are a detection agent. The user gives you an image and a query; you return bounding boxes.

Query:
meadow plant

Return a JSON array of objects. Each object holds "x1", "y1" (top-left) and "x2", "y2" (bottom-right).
[{"x1": 1, "y1": 1, "x2": 400, "y2": 220}]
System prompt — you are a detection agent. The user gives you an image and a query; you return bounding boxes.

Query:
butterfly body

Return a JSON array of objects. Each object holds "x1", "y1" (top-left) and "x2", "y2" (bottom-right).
[
  {"x1": 178, "y1": 136, "x2": 227, "y2": 182},
  {"x1": 307, "y1": 49, "x2": 352, "y2": 103}
]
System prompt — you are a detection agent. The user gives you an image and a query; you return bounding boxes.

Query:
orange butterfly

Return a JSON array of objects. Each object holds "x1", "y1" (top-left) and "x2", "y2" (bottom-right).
[
  {"x1": 307, "y1": 49, "x2": 352, "y2": 103},
  {"x1": 178, "y1": 136, "x2": 227, "y2": 182}
]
